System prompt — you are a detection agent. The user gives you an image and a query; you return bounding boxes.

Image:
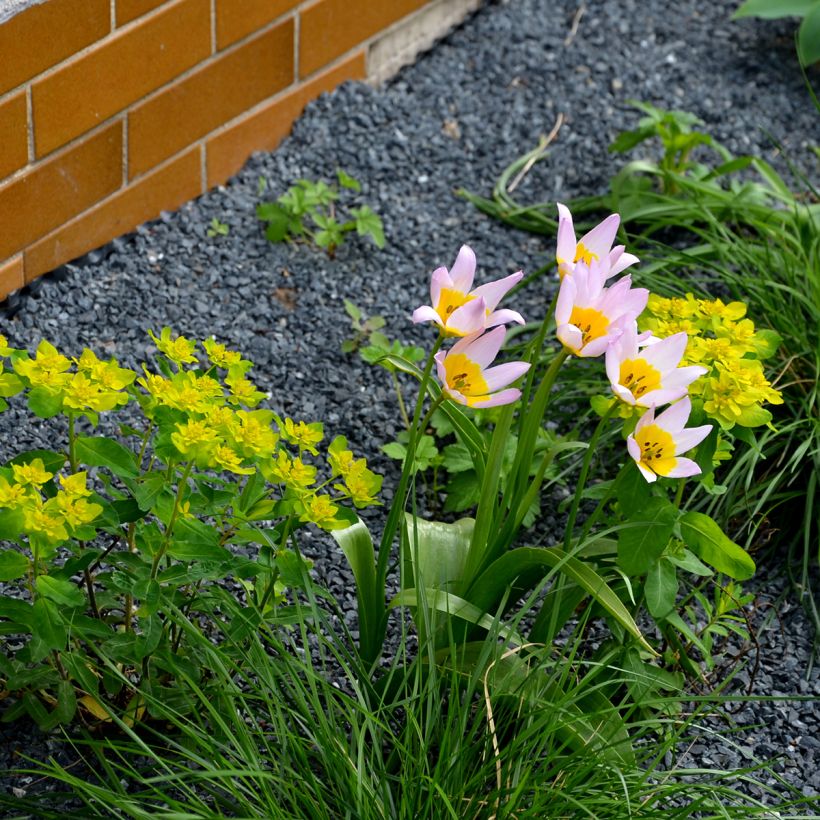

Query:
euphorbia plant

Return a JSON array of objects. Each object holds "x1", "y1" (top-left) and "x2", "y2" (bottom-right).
[{"x1": 0, "y1": 330, "x2": 381, "y2": 728}]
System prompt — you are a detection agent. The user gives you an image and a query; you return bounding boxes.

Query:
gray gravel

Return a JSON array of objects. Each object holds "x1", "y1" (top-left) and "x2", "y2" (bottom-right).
[{"x1": 0, "y1": 0, "x2": 818, "y2": 812}]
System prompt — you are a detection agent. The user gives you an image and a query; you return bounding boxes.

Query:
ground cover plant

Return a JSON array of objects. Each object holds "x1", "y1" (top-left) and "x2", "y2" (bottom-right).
[{"x1": 3, "y1": 199, "x2": 816, "y2": 817}]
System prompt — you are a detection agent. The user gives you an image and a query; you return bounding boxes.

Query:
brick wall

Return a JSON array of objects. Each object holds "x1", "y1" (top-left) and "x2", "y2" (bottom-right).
[{"x1": 0, "y1": 0, "x2": 480, "y2": 299}]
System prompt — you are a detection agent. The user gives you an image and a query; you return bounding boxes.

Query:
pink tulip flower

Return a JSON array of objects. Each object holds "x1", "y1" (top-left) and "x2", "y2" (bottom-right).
[
  {"x1": 606, "y1": 325, "x2": 707, "y2": 408},
  {"x1": 434, "y1": 326, "x2": 530, "y2": 408},
  {"x1": 555, "y1": 260, "x2": 649, "y2": 357},
  {"x1": 627, "y1": 397, "x2": 712, "y2": 483},
  {"x1": 556, "y1": 203, "x2": 639, "y2": 280},
  {"x1": 413, "y1": 245, "x2": 525, "y2": 337}
]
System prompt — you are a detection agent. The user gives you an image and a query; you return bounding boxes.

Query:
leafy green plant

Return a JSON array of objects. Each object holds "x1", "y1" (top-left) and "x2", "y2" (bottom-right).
[
  {"x1": 0, "y1": 329, "x2": 381, "y2": 728},
  {"x1": 205, "y1": 217, "x2": 229, "y2": 238},
  {"x1": 6, "y1": 586, "x2": 817, "y2": 820},
  {"x1": 733, "y1": 0, "x2": 820, "y2": 66},
  {"x1": 256, "y1": 169, "x2": 385, "y2": 256}
]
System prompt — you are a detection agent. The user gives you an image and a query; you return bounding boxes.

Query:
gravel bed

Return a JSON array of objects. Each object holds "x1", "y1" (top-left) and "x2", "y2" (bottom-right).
[{"x1": 0, "y1": 0, "x2": 818, "y2": 812}]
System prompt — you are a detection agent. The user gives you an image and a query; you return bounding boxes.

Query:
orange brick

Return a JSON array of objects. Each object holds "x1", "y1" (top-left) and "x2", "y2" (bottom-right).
[
  {"x1": 0, "y1": 93, "x2": 28, "y2": 181},
  {"x1": 0, "y1": 122, "x2": 122, "y2": 260},
  {"x1": 0, "y1": 255, "x2": 24, "y2": 300},
  {"x1": 299, "y1": 0, "x2": 427, "y2": 77},
  {"x1": 117, "y1": 0, "x2": 168, "y2": 26},
  {"x1": 33, "y1": 0, "x2": 210, "y2": 158},
  {"x1": 206, "y1": 51, "x2": 365, "y2": 187},
  {"x1": 128, "y1": 19, "x2": 294, "y2": 178},
  {"x1": 25, "y1": 148, "x2": 201, "y2": 281},
  {"x1": 0, "y1": 0, "x2": 109, "y2": 96},
  {"x1": 215, "y1": 0, "x2": 299, "y2": 50}
]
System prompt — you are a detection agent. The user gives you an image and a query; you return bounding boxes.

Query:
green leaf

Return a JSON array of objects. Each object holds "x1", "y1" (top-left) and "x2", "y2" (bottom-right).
[
  {"x1": 798, "y1": 3, "x2": 820, "y2": 64},
  {"x1": 75, "y1": 436, "x2": 139, "y2": 479},
  {"x1": 390, "y1": 587, "x2": 524, "y2": 646},
  {"x1": 617, "y1": 498, "x2": 678, "y2": 575},
  {"x1": 62, "y1": 651, "x2": 99, "y2": 697},
  {"x1": 28, "y1": 598, "x2": 66, "y2": 661},
  {"x1": 336, "y1": 168, "x2": 361, "y2": 191},
  {"x1": 167, "y1": 519, "x2": 227, "y2": 562},
  {"x1": 0, "y1": 507, "x2": 25, "y2": 541},
  {"x1": 644, "y1": 558, "x2": 678, "y2": 618},
  {"x1": 274, "y1": 549, "x2": 314, "y2": 588},
  {"x1": 381, "y1": 441, "x2": 406, "y2": 460},
  {"x1": 734, "y1": 403, "x2": 773, "y2": 427},
  {"x1": 667, "y1": 547, "x2": 713, "y2": 576},
  {"x1": 351, "y1": 206, "x2": 385, "y2": 248},
  {"x1": 0, "y1": 549, "x2": 27, "y2": 581},
  {"x1": 330, "y1": 517, "x2": 382, "y2": 663},
  {"x1": 467, "y1": 547, "x2": 655, "y2": 654},
  {"x1": 0, "y1": 372, "x2": 23, "y2": 397},
  {"x1": 752, "y1": 328, "x2": 783, "y2": 358},
  {"x1": 35, "y1": 575, "x2": 85, "y2": 608},
  {"x1": 732, "y1": 0, "x2": 816, "y2": 19},
  {"x1": 257, "y1": 202, "x2": 292, "y2": 242},
  {"x1": 616, "y1": 464, "x2": 652, "y2": 518},
  {"x1": 679, "y1": 511, "x2": 756, "y2": 580},
  {"x1": 27, "y1": 387, "x2": 63, "y2": 418},
  {"x1": 404, "y1": 515, "x2": 472, "y2": 593}
]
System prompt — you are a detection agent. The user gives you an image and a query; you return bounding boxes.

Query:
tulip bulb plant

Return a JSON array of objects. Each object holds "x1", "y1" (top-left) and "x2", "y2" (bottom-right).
[{"x1": 345, "y1": 202, "x2": 782, "y2": 687}]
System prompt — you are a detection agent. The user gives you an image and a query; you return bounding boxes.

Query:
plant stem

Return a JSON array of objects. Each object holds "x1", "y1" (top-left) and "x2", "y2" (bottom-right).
[
  {"x1": 391, "y1": 371, "x2": 411, "y2": 430},
  {"x1": 67, "y1": 413, "x2": 78, "y2": 472},
  {"x1": 563, "y1": 403, "x2": 617, "y2": 552},
  {"x1": 151, "y1": 462, "x2": 193, "y2": 580}
]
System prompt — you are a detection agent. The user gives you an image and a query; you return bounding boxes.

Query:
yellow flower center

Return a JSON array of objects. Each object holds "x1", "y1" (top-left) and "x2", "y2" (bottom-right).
[
  {"x1": 619, "y1": 358, "x2": 661, "y2": 399},
  {"x1": 443, "y1": 354, "x2": 488, "y2": 397},
  {"x1": 635, "y1": 424, "x2": 677, "y2": 476},
  {"x1": 568, "y1": 306, "x2": 609, "y2": 349}
]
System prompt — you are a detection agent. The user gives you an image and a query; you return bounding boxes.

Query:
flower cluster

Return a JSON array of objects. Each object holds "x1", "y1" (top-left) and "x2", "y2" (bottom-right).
[
  {"x1": 0, "y1": 461, "x2": 101, "y2": 551},
  {"x1": 639, "y1": 294, "x2": 783, "y2": 429},
  {"x1": 141, "y1": 329, "x2": 381, "y2": 529},
  {"x1": 414, "y1": 246, "x2": 530, "y2": 407},
  {"x1": 10, "y1": 339, "x2": 135, "y2": 420},
  {"x1": 554, "y1": 205, "x2": 712, "y2": 483}
]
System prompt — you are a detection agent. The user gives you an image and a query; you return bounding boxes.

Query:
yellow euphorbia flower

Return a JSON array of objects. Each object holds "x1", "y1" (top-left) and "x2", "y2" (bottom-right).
[
  {"x1": 280, "y1": 418, "x2": 323, "y2": 455},
  {"x1": 59, "y1": 472, "x2": 92, "y2": 497},
  {"x1": 232, "y1": 410, "x2": 278, "y2": 458},
  {"x1": 0, "y1": 476, "x2": 32, "y2": 507},
  {"x1": 13, "y1": 340, "x2": 71, "y2": 389},
  {"x1": 62, "y1": 373, "x2": 122, "y2": 413},
  {"x1": 211, "y1": 445, "x2": 255, "y2": 476},
  {"x1": 77, "y1": 349, "x2": 136, "y2": 391},
  {"x1": 171, "y1": 419, "x2": 217, "y2": 458},
  {"x1": 149, "y1": 328, "x2": 198, "y2": 365},
  {"x1": 299, "y1": 494, "x2": 344, "y2": 530},
  {"x1": 202, "y1": 337, "x2": 250, "y2": 371},
  {"x1": 12, "y1": 459, "x2": 53, "y2": 487}
]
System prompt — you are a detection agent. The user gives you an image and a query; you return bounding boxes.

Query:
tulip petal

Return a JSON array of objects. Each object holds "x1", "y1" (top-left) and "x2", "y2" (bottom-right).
[
  {"x1": 447, "y1": 298, "x2": 486, "y2": 336},
  {"x1": 486, "y1": 308, "x2": 525, "y2": 328},
  {"x1": 641, "y1": 332, "x2": 688, "y2": 370},
  {"x1": 555, "y1": 274, "x2": 577, "y2": 325},
  {"x1": 469, "y1": 388, "x2": 522, "y2": 408},
  {"x1": 637, "y1": 386, "x2": 689, "y2": 408},
  {"x1": 654, "y1": 397, "x2": 692, "y2": 433},
  {"x1": 471, "y1": 272, "x2": 523, "y2": 311},
  {"x1": 459, "y1": 325, "x2": 506, "y2": 367},
  {"x1": 556, "y1": 323, "x2": 583, "y2": 353},
  {"x1": 412, "y1": 305, "x2": 443, "y2": 326},
  {"x1": 661, "y1": 457, "x2": 702, "y2": 479},
  {"x1": 481, "y1": 361, "x2": 530, "y2": 392},
  {"x1": 579, "y1": 213, "x2": 620, "y2": 260},
  {"x1": 674, "y1": 424, "x2": 712, "y2": 455},
  {"x1": 609, "y1": 248, "x2": 640, "y2": 277},
  {"x1": 430, "y1": 266, "x2": 452, "y2": 306},
  {"x1": 449, "y1": 245, "x2": 476, "y2": 292}
]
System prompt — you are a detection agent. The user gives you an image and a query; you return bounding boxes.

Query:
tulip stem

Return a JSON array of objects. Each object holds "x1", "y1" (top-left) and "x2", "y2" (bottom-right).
[{"x1": 563, "y1": 403, "x2": 617, "y2": 553}]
